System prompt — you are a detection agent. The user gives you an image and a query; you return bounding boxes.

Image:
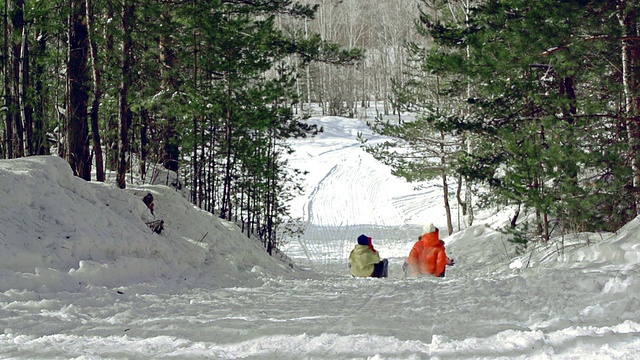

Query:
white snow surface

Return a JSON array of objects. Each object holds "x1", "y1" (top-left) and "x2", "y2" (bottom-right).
[{"x1": 1, "y1": 115, "x2": 640, "y2": 359}]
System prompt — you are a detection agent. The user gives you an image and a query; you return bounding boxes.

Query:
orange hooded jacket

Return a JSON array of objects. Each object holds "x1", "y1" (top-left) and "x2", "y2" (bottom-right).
[{"x1": 406, "y1": 229, "x2": 450, "y2": 277}]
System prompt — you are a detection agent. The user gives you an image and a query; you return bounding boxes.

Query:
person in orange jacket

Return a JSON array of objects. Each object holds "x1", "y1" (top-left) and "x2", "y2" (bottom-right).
[{"x1": 403, "y1": 223, "x2": 454, "y2": 277}]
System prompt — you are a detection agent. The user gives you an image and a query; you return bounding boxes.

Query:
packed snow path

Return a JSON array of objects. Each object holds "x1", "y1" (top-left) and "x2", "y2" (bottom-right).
[{"x1": 3, "y1": 262, "x2": 639, "y2": 359}]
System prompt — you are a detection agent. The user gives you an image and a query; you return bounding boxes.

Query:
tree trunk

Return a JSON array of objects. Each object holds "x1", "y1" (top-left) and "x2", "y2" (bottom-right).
[
  {"x1": 441, "y1": 130, "x2": 454, "y2": 235},
  {"x1": 193, "y1": 30, "x2": 201, "y2": 206},
  {"x1": 560, "y1": 76, "x2": 579, "y2": 195},
  {"x1": 465, "y1": 146, "x2": 474, "y2": 225},
  {"x1": 104, "y1": 5, "x2": 118, "y2": 171},
  {"x1": 456, "y1": 173, "x2": 466, "y2": 230},
  {"x1": 3, "y1": 0, "x2": 14, "y2": 159},
  {"x1": 19, "y1": 14, "x2": 33, "y2": 156},
  {"x1": 87, "y1": 0, "x2": 105, "y2": 182},
  {"x1": 305, "y1": 42, "x2": 312, "y2": 109},
  {"x1": 139, "y1": 109, "x2": 149, "y2": 180},
  {"x1": 222, "y1": 72, "x2": 233, "y2": 220},
  {"x1": 12, "y1": 0, "x2": 25, "y2": 158},
  {"x1": 464, "y1": 0, "x2": 474, "y2": 227},
  {"x1": 117, "y1": 0, "x2": 134, "y2": 188},
  {"x1": 33, "y1": 29, "x2": 49, "y2": 155},
  {"x1": 68, "y1": 0, "x2": 91, "y2": 180},
  {"x1": 159, "y1": 13, "x2": 179, "y2": 173},
  {"x1": 618, "y1": 2, "x2": 640, "y2": 214}
]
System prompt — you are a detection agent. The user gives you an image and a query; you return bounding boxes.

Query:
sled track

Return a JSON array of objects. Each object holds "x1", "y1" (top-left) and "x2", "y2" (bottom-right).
[{"x1": 294, "y1": 150, "x2": 423, "y2": 268}]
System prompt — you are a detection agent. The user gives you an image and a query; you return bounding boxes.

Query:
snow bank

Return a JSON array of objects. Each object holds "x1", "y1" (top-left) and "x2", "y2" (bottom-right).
[{"x1": 0, "y1": 156, "x2": 295, "y2": 293}]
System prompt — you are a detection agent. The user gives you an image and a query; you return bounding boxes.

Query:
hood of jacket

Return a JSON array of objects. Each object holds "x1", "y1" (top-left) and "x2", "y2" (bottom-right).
[{"x1": 420, "y1": 229, "x2": 443, "y2": 248}]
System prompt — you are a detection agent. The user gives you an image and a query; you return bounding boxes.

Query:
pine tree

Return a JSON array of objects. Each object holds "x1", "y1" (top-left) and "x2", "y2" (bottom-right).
[{"x1": 423, "y1": 0, "x2": 638, "y2": 240}]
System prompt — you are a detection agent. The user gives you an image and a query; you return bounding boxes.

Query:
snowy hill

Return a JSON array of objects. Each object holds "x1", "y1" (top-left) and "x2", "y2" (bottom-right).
[{"x1": 2, "y1": 116, "x2": 640, "y2": 359}]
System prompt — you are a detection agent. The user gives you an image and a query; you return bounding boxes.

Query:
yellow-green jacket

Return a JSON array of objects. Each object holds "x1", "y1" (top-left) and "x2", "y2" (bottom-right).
[{"x1": 349, "y1": 244, "x2": 381, "y2": 277}]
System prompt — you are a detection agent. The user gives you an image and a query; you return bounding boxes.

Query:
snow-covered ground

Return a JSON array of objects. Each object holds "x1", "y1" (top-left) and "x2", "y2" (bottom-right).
[{"x1": 1, "y1": 115, "x2": 640, "y2": 359}]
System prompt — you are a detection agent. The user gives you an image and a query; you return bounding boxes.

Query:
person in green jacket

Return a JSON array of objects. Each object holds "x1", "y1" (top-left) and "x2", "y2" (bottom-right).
[{"x1": 349, "y1": 234, "x2": 388, "y2": 278}]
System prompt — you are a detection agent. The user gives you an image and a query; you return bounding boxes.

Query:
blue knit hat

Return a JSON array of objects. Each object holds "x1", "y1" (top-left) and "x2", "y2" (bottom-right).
[{"x1": 357, "y1": 234, "x2": 370, "y2": 245}]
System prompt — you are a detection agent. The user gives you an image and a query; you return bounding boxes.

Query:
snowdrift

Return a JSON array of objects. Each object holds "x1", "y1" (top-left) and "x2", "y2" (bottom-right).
[{"x1": 0, "y1": 156, "x2": 296, "y2": 293}]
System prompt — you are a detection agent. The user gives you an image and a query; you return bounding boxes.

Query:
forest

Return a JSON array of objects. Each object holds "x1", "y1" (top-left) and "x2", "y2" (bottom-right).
[{"x1": 1, "y1": 0, "x2": 639, "y2": 252}]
